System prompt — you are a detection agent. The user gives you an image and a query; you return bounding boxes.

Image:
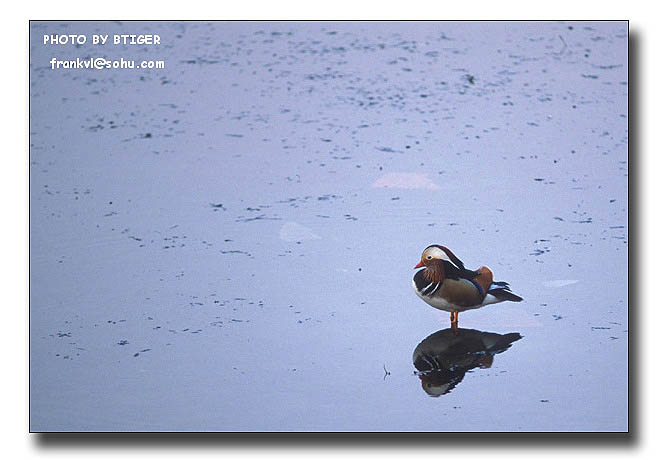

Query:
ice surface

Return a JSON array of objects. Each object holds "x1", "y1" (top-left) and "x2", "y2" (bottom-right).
[{"x1": 30, "y1": 21, "x2": 628, "y2": 431}]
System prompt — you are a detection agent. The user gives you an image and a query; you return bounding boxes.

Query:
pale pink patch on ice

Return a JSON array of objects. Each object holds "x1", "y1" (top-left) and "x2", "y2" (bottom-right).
[{"x1": 372, "y1": 172, "x2": 440, "y2": 190}]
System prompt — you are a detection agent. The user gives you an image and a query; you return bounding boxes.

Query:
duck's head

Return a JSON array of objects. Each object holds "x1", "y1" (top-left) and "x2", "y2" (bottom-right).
[
  {"x1": 414, "y1": 245, "x2": 457, "y2": 269},
  {"x1": 418, "y1": 371, "x2": 465, "y2": 397}
]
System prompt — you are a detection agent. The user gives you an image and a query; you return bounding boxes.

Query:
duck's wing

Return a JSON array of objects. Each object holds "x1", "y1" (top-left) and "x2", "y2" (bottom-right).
[
  {"x1": 487, "y1": 283, "x2": 523, "y2": 302},
  {"x1": 441, "y1": 259, "x2": 480, "y2": 281}
]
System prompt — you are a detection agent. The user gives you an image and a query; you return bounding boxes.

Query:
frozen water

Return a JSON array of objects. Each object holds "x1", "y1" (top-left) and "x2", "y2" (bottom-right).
[
  {"x1": 279, "y1": 221, "x2": 321, "y2": 242},
  {"x1": 372, "y1": 172, "x2": 441, "y2": 190},
  {"x1": 30, "y1": 21, "x2": 628, "y2": 431}
]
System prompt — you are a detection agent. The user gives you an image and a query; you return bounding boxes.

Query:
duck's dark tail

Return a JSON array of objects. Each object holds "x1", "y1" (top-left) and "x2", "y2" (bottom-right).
[{"x1": 488, "y1": 281, "x2": 523, "y2": 302}]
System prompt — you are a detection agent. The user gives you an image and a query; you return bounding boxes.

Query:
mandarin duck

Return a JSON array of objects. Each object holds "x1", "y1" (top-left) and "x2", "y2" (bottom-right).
[{"x1": 413, "y1": 245, "x2": 523, "y2": 327}]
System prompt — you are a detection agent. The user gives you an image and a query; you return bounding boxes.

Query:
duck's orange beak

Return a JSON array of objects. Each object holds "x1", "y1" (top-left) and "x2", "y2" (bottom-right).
[{"x1": 414, "y1": 260, "x2": 424, "y2": 269}]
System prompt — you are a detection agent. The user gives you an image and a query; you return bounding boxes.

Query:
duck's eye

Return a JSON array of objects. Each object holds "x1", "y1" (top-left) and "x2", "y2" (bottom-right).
[{"x1": 426, "y1": 255, "x2": 432, "y2": 260}]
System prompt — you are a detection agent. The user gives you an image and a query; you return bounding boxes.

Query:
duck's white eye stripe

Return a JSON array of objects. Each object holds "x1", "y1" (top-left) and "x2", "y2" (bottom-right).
[{"x1": 427, "y1": 246, "x2": 450, "y2": 261}]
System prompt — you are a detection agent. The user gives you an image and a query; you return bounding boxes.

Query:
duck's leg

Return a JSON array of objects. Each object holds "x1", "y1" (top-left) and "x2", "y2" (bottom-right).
[
  {"x1": 450, "y1": 311, "x2": 459, "y2": 333},
  {"x1": 451, "y1": 313, "x2": 459, "y2": 333},
  {"x1": 450, "y1": 311, "x2": 459, "y2": 324}
]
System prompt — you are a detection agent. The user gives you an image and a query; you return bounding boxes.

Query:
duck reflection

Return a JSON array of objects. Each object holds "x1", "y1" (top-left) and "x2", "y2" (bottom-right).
[{"x1": 413, "y1": 328, "x2": 522, "y2": 397}]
